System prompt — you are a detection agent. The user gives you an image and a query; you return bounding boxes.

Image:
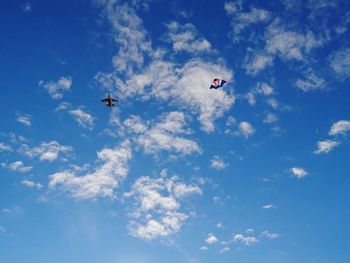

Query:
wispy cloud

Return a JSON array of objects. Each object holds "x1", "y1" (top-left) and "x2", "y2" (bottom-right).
[
  {"x1": 328, "y1": 120, "x2": 350, "y2": 136},
  {"x1": 233, "y1": 233, "x2": 259, "y2": 246},
  {"x1": 245, "y1": 82, "x2": 274, "y2": 106},
  {"x1": 216, "y1": 223, "x2": 224, "y2": 229},
  {"x1": 290, "y1": 167, "x2": 309, "y2": 178},
  {"x1": 334, "y1": 10, "x2": 350, "y2": 34},
  {"x1": 94, "y1": 1, "x2": 152, "y2": 75},
  {"x1": 260, "y1": 230, "x2": 280, "y2": 240},
  {"x1": 210, "y1": 155, "x2": 228, "y2": 170},
  {"x1": 68, "y1": 109, "x2": 95, "y2": 130},
  {"x1": 244, "y1": 52, "x2": 273, "y2": 75},
  {"x1": 56, "y1": 102, "x2": 95, "y2": 130},
  {"x1": 19, "y1": 141, "x2": 73, "y2": 162},
  {"x1": 7, "y1": 132, "x2": 27, "y2": 144},
  {"x1": 16, "y1": 114, "x2": 31, "y2": 127},
  {"x1": 95, "y1": 2, "x2": 235, "y2": 133},
  {"x1": 200, "y1": 246, "x2": 208, "y2": 251},
  {"x1": 39, "y1": 76, "x2": 72, "y2": 99},
  {"x1": 264, "y1": 113, "x2": 278, "y2": 124},
  {"x1": 125, "y1": 170, "x2": 201, "y2": 240},
  {"x1": 262, "y1": 204, "x2": 276, "y2": 209},
  {"x1": 329, "y1": 48, "x2": 350, "y2": 78},
  {"x1": 21, "y1": 3, "x2": 32, "y2": 13},
  {"x1": 205, "y1": 233, "x2": 219, "y2": 244},
  {"x1": 49, "y1": 140, "x2": 131, "y2": 200},
  {"x1": 220, "y1": 246, "x2": 230, "y2": 253},
  {"x1": 314, "y1": 140, "x2": 339, "y2": 154},
  {"x1": 7, "y1": 161, "x2": 33, "y2": 173},
  {"x1": 295, "y1": 70, "x2": 326, "y2": 92},
  {"x1": 21, "y1": 180, "x2": 43, "y2": 190},
  {"x1": 225, "y1": 2, "x2": 271, "y2": 42},
  {"x1": 99, "y1": 59, "x2": 235, "y2": 132},
  {"x1": 265, "y1": 18, "x2": 324, "y2": 61},
  {"x1": 2, "y1": 206, "x2": 24, "y2": 216},
  {"x1": 0, "y1": 142, "x2": 12, "y2": 152},
  {"x1": 164, "y1": 21, "x2": 211, "y2": 53},
  {"x1": 125, "y1": 111, "x2": 201, "y2": 156},
  {"x1": 239, "y1": 121, "x2": 255, "y2": 137}
]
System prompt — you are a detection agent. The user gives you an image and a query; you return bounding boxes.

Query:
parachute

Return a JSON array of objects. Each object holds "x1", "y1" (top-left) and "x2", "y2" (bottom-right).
[{"x1": 209, "y1": 78, "x2": 227, "y2": 89}]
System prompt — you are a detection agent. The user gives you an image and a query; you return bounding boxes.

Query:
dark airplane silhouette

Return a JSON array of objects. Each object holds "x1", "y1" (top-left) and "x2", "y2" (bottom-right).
[{"x1": 101, "y1": 94, "x2": 118, "y2": 107}]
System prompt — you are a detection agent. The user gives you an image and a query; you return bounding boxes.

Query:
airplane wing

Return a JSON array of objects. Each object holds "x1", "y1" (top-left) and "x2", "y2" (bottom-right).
[{"x1": 101, "y1": 98, "x2": 108, "y2": 102}]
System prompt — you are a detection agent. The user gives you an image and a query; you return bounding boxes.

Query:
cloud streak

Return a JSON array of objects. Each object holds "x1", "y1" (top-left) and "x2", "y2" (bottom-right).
[{"x1": 49, "y1": 140, "x2": 131, "y2": 200}]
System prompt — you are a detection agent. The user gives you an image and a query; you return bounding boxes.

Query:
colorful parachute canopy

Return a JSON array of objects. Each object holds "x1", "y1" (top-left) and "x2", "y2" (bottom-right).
[{"x1": 210, "y1": 78, "x2": 227, "y2": 89}]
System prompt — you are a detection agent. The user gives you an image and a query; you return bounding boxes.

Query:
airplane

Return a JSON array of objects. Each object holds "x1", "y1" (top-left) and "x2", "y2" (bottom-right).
[{"x1": 101, "y1": 94, "x2": 118, "y2": 107}]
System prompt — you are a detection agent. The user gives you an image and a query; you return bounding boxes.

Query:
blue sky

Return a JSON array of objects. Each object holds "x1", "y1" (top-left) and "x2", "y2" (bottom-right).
[{"x1": 1, "y1": 0, "x2": 350, "y2": 262}]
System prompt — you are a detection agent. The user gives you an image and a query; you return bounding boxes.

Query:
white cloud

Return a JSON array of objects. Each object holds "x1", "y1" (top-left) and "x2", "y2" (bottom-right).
[
  {"x1": 94, "y1": 1, "x2": 152, "y2": 75},
  {"x1": 123, "y1": 115, "x2": 148, "y2": 134},
  {"x1": 49, "y1": 140, "x2": 131, "y2": 200},
  {"x1": 173, "y1": 182, "x2": 202, "y2": 198},
  {"x1": 68, "y1": 109, "x2": 95, "y2": 130},
  {"x1": 335, "y1": 11, "x2": 350, "y2": 35},
  {"x1": 7, "y1": 132, "x2": 27, "y2": 144},
  {"x1": 20, "y1": 141, "x2": 73, "y2": 162},
  {"x1": 125, "y1": 111, "x2": 201, "y2": 156},
  {"x1": 260, "y1": 230, "x2": 280, "y2": 240},
  {"x1": 164, "y1": 22, "x2": 211, "y2": 53},
  {"x1": 39, "y1": 76, "x2": 72, "y2": 99},
  {"x1": 125, "y1": 170, "x2": 201, "y2": 240},
  {"x1": 244, "y1": 52, "x2": 273, "y2": 75},
  {"x1": 99, "y1": 60, "x2": 235, "y2": 133},
  {"x1": 314, "y1": 140, "x2": 339, "y2": 154},
  {"x1": 16, "y1": 114, "x2": 31, "y2": 126},
  {"x1": 206, "y1": 233, "x2": 219, "y2": 244},
  {"x1": 264, "y1": 113, "x2": 278, "y2": 124},
  {"x1": 216, "y1": 223, "x2": 224, "y2": 229},
  {"x1": 0, "y1": 143, "x2": 12, "y2": 152},
  {"x1": 239, "y1": 121, "x2": 255, "y2": 137},
  {"x1": 169, "y1": 61, "x2": 234, "y2": 132},
  {"x1": 2, "y1": 206, "x2": 24, "y2": 216},
  {"x1": 245, "y1": 92, "x2": 256, "y2": 106},
  {"x1": 55, "y1": 103, "x2": 95, "y2": 130},
  {"x1": 213, "y1": 196, "x2": 221, "y2": 204},
  {"x1": 55, "y1": 102, "x2": 71, "y2": 111},
  {"x1": 226, "y1": 116, "x2": 236, "y2": 127},
  {"x1": 220, "y1": 246, "x2": 230, "y2": 253},
  {"x1": 295, "y1": 70, "x2": 326, "y2": 91},
  {"x1": 200, "y1": 246, "x2": 208, "y2": 251},
  {"x1": 246, "y1": 228, "x2": 254, "y2": 234},
  {"x1": 233, "y1": 234, "x2": 259, "y2": 246},
  {"x1": 225, "y1": 3, "x2": 271, "y2": 42},
  {"x1": 329, "y1": 120, "x2": 350, "y2": 136},
  {"x1": 210, "y1": 155, "x2": 228, "y2": 170},
  {"x1": 290, "y1": 167, "x2": 309, "y2": 178},
  {"x1": 94, "y1": 2, "x2": 235, "y2": 133},
  {"x1": 21, "y1": 3, "x2": 32, "y2": 13},
  {"x1": 245, "y1": 82, "x2": 274, "y2": 106},
  {"x1": 265, "y1": 19, "x2": 324, "y2": 61},
  {"x1": 21, "y1": 180, "x2": 43, "y2": 190},
  {"x1": 8, "y1": 161, "x2": 33, "y2": 173},
  {"x1": 259, "y1": 83, "x2": 274, "y2": 95},
  {"x1": 0, "y1": 226, "x2": 5, "y2": 233},
  {"x1": 266, "y1": 98, "x2": 279, "y2": 110},
  {"x1": 262, "y1": 204, "x2": 276, "y2": 209},
  {"x1": 224, "y1": 1, "x2": 241, "y2": 14}
]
